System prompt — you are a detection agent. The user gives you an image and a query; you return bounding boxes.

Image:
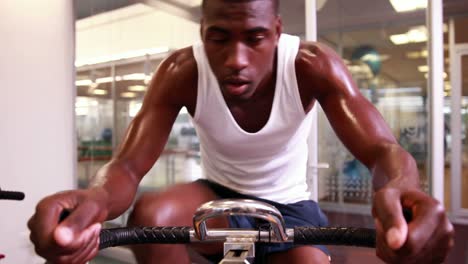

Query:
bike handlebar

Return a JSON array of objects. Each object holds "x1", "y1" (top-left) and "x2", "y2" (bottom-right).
[
  {"x1": 57, "y1": 199, "x2": 376, "y2": 251},
  {"x1": 98, "y1": 226, "x2": 376, "y2": 250},
  {"x1": 0, "y1": 189, "x2": 25, "y2": 200}
]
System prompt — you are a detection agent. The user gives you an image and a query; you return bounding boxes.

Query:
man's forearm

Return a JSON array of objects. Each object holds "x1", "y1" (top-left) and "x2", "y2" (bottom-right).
[
  {"x1": 89, "y1": 161, "x2": 141, "y2": 220},
  {"x1": 370, "y1": 144, "x2": 420, "y2": 191}
]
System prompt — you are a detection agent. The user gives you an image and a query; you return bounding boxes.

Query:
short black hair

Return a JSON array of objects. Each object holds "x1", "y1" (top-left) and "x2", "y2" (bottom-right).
[{"x1": 202, "y1": 0, "x2": 279, "y2": 15}]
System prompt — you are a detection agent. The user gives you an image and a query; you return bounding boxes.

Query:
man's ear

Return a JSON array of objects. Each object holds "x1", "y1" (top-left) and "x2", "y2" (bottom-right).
[{"x1": 275, "y1": 16, "x2": 283, "y2": 42}]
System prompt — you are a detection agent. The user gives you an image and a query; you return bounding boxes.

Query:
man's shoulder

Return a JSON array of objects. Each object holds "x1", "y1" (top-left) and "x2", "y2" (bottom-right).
[
  {"x1": 149, "y1": 46, "x2": 198, "y2": 112},
  {"x1": 157, "y1": 46, "x2": 198, "y2": 91},
  {"x1": 298, "y1": 40, "x2": 320, "y2": 51},
  {"x1": 294, "y1": 41, "x2": 350, "y2": 101},
  {"x1": 163, "y1": 46, "x2": 197, "y2": 76},
  {"x1": 295, "y1": 40, "x2": 348, "y2": 80},
  {"x1": 295, "y1": 41, "x2": 336, "y2": 68}
]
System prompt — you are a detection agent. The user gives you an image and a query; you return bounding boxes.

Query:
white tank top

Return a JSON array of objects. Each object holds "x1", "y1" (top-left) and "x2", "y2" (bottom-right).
[{"x1": 191, "y1": 34, "x2": 314, "y2": 203}]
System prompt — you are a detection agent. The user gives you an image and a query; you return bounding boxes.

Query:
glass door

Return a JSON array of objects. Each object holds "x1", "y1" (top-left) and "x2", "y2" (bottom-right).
[{"x1": 450, "y1": 45, "x2": 468, "y2": 219}]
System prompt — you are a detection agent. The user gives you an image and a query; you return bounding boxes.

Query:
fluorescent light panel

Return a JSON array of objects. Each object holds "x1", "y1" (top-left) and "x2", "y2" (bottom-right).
[
  {"x1": 172, "y1": 0, "x2": 202, "y2": 7},
  {"x1": 92, "y1": 89, "x2": 108, "y2": 95},
  {"x1": 128, "y1": 85, "x2": 147, "y2": 92},
  {"x1": 390, "y1": 26, "x2": 427, "y2": 45},
  {"x1": 75, "y1": 46, "x2": 169, "y2": 67},
  {"x1": 122, "y1": 73, "x2": 147, "y2": 81},
  {"x1": 121, "y1": 92, "x2": 137, "y2": 98},
  {"x1": 390, "y1": 0, "x2": 427, "y2": 12},
  {"x1": 418, "y1": 65, "x2": 429, "y2": 73},
  {"x1": 406, "y1": 49, "x2": 428, "y2": 59},
  {"x1": 75, "y1": 73, "x2": 151, "y2": 86},
  {"x1": 76, "y1": 79, "x2": 93, "y2": 86}
]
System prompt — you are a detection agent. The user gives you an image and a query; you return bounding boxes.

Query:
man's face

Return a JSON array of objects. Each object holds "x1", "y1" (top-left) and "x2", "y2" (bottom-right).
[{"x1": 200, "y1": 0, "x2": 282, "y2": 101}]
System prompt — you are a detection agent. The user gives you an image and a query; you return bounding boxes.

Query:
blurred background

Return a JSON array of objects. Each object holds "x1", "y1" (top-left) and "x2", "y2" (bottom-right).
[
  {"x1": 71, "y1": 0, "x2": 468, "y2": 263},
  {"x1": 1, "y1": 0, "x2": 468, "y2": 263}
]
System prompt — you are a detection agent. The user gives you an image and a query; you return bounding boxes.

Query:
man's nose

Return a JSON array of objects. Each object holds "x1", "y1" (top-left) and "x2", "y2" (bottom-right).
[{"x1": 225, "y1": 43, "x2": 249, "y2": 71}]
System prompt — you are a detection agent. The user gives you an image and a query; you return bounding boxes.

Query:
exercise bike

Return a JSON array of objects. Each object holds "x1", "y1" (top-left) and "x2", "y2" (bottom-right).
[{"x1": 98, "y1": 199, "x2": 376, "y2": 263}]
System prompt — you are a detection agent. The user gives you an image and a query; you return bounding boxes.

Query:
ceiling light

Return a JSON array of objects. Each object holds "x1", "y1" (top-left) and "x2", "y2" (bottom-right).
[
  {"x1": 390, "y1": 26, "x2": 427, "y2": 45},
  {"x1": 406, "y1": 51, "x2": 421, "y2": 59},
  {"x1": 76, "y1": 73, "x2": 150, "y2": 86},
  {"x1": 121, "y1": 92, "x2": 137, "y2": 98},
  {"x1": 122, "y1": 73, "x2": 147, "y2": 81},
  {"x1": 76, "y1": 79, "x2": 93, "y2": 86},
  {"x1": 407, "y1": 27, "x2": 427, "y2": 42},
  {"x1": 96, "y1": 77, "x2": 115, "y2": 84},
  {"x1": 421, "y1": 50, "x2": 428, "y2": 57},
  {"x1": 75, "y1": 46, "x2": 169, "y2": 67},
  {"x1": 418, "y1": 65, "x2": 429, "y2": 73},
  {"x1": 171, "y1": 0, "x2": 202, "y2": 7},
  {"x1": 89, "y1": 82, "x2": 99, "y2": 89},
  {"x1": 128, "y1": 85, "x2": 147, "y2": 92},
  {"x1": 390, "y1": 34, "x2": 409, "y2": 45},
  {"x1": 93, "y1": 89, "x2": 108, "y2": 95},
  {"x1": 389, "y1": 0, "x2": 427, "y2": 12}
]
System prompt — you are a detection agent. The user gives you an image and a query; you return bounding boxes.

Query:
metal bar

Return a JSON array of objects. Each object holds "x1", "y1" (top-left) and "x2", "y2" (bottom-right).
[
  {"x1": 305, "y1": 0, "x2": 319, "y2": 202},
  {"x1": 449, "y1": 18, "x2": 462, "y2": 214},
  {"x1": 427, "y1": 0, "x2": 444, "y2": 201},
  {"x1": 189, "y1": 229, "x2": 295, "y2": 243},
  {"x1": 111, "y1": 63, "x2": 118, "y2": 151},
  {"x1": 193, "y1": 199, "x2": 288, "y2": 242}
]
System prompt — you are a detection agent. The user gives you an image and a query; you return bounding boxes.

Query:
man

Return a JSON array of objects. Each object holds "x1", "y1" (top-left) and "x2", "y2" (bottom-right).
[{"x1": 28, "y1": 0, "x2": 454, "y2": 263}]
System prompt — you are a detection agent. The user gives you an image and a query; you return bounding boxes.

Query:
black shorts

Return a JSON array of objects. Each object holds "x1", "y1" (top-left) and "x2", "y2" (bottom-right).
[{"x1": 196, "y1": 179, "x2": 330, "y2": 263}]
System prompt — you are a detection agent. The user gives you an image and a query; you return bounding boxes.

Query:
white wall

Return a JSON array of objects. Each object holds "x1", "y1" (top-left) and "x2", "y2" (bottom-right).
[{"x1": 0, "y1": 1, "x2": 75, "y2": 263}]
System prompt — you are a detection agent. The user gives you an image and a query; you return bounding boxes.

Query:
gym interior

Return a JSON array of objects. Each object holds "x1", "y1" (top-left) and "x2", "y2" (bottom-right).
[{"x1": 1, "y1": 0, "x2": 468, "y2": 263}]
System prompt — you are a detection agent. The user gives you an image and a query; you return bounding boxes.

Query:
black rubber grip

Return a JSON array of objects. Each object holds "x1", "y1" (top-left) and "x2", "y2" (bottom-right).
[
  {"x1": 294, "y1": 227, "x2": 376, "y2": 248},
  {"x1": 99, "y1": 226, "x2": 191, "y2": 249},
  {"x1": 0, "y1": 190, "x2": 25, "y2": 200}
]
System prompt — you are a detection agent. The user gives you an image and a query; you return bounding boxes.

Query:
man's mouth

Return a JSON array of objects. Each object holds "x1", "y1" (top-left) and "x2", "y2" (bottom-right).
[{"x1": 222, "y1": 78, "x2": 251, "y2": 96}]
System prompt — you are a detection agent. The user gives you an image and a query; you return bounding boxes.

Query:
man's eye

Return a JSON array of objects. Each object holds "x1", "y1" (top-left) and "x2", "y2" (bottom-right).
[
  {"x1": 248, "y1": 35, "x2": 265, "y2": 44},
  {"x1": 208, "y1": 35, "x2": 228, "y2": 43}
]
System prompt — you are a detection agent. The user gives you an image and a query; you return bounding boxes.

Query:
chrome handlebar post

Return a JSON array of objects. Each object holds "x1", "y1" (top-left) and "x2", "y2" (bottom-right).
[{"x1": 193, "y1": 199, "x2": 288, "y2": 242}]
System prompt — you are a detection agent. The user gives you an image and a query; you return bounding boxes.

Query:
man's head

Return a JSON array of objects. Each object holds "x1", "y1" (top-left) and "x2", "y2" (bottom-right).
[
  {"x1": 200, "y1": 0, "x2": 282, "y2": 101},
  {"x1": 202, "y1": 0, "x2": 279, "y2": 15}
]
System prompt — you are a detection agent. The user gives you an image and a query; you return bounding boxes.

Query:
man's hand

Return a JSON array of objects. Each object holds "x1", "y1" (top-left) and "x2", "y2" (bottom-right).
[
  {"x1": 28, "y1": 188, "x2": 109, "y2": 264},
  {"x1": 372, "y1": 188, "x2": 454, "y2": 263}
]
